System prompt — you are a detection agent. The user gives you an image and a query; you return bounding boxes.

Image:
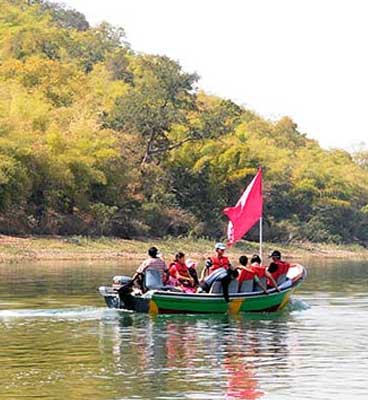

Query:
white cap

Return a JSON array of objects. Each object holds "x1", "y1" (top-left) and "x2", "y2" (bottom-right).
[{"x1": 186, "y1": 259, "x2": 197, "y2": 269}]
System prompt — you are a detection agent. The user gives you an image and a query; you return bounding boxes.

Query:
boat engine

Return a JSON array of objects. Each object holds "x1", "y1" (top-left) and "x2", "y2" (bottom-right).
[{"x1": 112, "y1": 275, "x2": 132, "y2": 291}]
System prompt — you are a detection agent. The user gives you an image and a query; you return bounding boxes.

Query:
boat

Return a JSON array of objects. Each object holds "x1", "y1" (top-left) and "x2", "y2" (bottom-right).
[
  {"x1": 98, "y1": 168, "x2": 307, "y2": 314},
  {"x1": 98, "y1": 263, "x2": 306, "y2": 314}
]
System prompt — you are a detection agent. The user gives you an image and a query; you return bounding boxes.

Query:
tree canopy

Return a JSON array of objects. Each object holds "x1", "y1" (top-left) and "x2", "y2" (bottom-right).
[{"x1": 0, "y1": 0, "x2": 367, "y2": 245}]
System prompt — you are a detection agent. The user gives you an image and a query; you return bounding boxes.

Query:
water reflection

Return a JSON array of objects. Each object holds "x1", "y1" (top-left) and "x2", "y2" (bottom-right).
[
  {"x1": 224, "y1": 348, "x2": 263, "y2": 399},
  {"x1": 97, "y1": 312, "x2": 295, "y2": 399}
]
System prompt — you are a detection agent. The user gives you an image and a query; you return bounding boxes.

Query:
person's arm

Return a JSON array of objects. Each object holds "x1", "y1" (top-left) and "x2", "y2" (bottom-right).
[
  {"x1": 200, "y1": 267, "x2": 207, "y2": 281},
  {"x1": 162, "y1": 262, "x2": 170, "y2": 284},
  {"x1": 136, "y1": 259, "x2": 148, "y2": 274},
  {"x1": 176, "y1": 270, "x2": 194, "y2": 285},
  {"x1": 200, "y1": 258, "x2": 212, "y2": 280},
  {"x1": 131, "y1": 271, "x2": 139, "y2": 281},
  {"x1": 265, "y1": 270, "x2": 280, "y2": 292},
  {"x1": 254, "y1": 275, "x2": 268, "y2": 294}
]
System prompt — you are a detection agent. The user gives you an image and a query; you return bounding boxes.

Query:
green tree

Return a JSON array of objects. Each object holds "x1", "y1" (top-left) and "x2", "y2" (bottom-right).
[{"x1": 109, "y1": 55, "x2": 199, "y2": 164}]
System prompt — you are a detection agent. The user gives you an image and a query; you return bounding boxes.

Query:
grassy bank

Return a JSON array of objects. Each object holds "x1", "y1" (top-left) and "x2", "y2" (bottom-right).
[{"x1": 0, "y1": 234, "x2": 367, "y2": 264}]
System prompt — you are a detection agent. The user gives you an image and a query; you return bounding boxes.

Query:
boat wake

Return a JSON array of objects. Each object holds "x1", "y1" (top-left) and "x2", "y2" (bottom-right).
[
  {"x1": 287, "y1": 298, "x2": 311, "y2": 312},
  {"x1": 0, "y1": 307, "x2": 119, "y2": 321},
  {"x1": 0, "y1": 299, "x2": 309, "y2": 321}
]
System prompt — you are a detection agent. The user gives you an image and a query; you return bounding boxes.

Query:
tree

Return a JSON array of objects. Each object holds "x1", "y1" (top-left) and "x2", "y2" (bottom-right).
[
  {"x1": 352, "y1": 143, "x2": 368, "y2": 170},
  {"x1": 40, "y1": 1, "x2": 90, "y2": 31},
  {"x1": 109, "y1": 55, "x2": 199, "y2": 164}
]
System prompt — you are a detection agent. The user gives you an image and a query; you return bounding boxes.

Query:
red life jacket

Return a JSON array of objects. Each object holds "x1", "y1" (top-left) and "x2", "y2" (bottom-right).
[
  {"x1": 237, "y1": 268, "x2": 255, "y2": 283},
  {"x1": 249, "y1": 263, "x2": 266, "y2": 278},
  {"x1": 168, "y1": 262, "x2": 176, "y2": 278},
  {"x1": 169, "y1": 261, "x2": 191, "y2": 279},
  {"x1": 269, "y1": 260, "x2": 290, "y2": 281},
  {"x1": 209, "y1": 256, "x2": 230, "y2": 274}
]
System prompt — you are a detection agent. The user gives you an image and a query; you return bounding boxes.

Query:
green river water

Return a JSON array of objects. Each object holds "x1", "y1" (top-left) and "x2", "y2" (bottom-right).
[{"x1": 0, "y1": 259, "x2": 367, "y2": 399}]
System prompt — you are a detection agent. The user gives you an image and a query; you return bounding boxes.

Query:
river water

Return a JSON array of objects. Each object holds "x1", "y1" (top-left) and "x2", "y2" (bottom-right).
[{"x1": 0, "y1": 259, "x2": 367, "y2": 399}]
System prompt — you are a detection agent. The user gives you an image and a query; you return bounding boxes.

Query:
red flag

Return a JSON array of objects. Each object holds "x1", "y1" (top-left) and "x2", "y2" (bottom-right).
[{"x1": 223, "y1": 168, "x2": 263, "y2": 246}]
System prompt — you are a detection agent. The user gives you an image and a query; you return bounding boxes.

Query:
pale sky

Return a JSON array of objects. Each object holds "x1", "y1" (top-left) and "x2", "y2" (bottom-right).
[{"x1": 60, "y1": 0, "x2": 368, "y2": 150}]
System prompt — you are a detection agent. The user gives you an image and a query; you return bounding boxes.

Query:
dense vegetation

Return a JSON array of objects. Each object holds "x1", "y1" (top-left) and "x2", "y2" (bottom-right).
[{"x1": 0, "y1": 0, "x2": 368, "y2": 245}]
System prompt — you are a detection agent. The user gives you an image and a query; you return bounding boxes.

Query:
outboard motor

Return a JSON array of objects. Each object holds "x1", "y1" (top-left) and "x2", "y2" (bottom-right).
[
  {"x1": 99, "y1": 286, "x2": 121, "y2": 308},
  {"x1": 112, "y1": 275, "x2": 132, "y2": 291},
  {"x1": 99, "y1": 275, "x2": 134, "y2": 309}
]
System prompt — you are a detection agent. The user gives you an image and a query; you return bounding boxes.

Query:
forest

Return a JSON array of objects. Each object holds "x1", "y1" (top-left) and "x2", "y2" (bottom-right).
[{"x1": 0, "y1": 0, "x2": 368, "y2": 245}]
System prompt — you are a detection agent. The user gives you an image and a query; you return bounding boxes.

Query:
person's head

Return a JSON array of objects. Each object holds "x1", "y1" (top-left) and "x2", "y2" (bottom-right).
[
  {"x1": 215, "y1": 242, "x2": 226, "y2": 255},
  {"x1": 148, "y1": 246, "x2": 159, "y2": 258},
  {"x1": 239, "y1": 255, "x2": 248, "y2": 266},
  {"x1": 175, "y1": 251, "x2": 185, "y2": 262},
  {"x1": 269, "y1": 250, "x2": 281, "y2": 260},
  {"x1": 250, "y1": 254, "x2": 261, "y2": 264}
]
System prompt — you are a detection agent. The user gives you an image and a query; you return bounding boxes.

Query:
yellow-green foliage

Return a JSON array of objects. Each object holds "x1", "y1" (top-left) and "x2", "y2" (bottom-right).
[{"x1": 0, "y1": 0, "x2": 367, "y2": 244}]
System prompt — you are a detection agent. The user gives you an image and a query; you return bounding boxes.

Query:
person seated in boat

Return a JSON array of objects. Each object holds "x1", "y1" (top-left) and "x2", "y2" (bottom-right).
[
  {"x1": 186, "y1": 258, "x2": 200, "y2": 286},
  {"x1": 237, "y1": 255, "x2": 252, "y2": 290},
  {"x1": 237, "y1": 255, "x2": 268, "y2": 293},
  {"x1": 267, "y1": 250, "x2": 292, "y2": 287},
  {"x1": 201, "y1": 242, "x2": 233, "y2": 279},
  {"x1": 249, "y1": 254, "x2": 279, "y2": 293},
  {"x1": 168, "y1": 252, "x2": 197, "y2": 293},
  {"x1": 132, "y1": 246, "x2": 168, "y2": 290},
  {"x1": 200, "y1": 242, "x2": 238, "y2": 301},
  {"x1": 249, "y1": 255, "x2": 265, "y2": 277}
]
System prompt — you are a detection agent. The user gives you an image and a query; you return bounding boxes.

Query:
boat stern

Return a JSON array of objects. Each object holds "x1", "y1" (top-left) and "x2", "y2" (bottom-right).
[{"x1": 99, "y1": 286, "x2": 121, "y2": 309}]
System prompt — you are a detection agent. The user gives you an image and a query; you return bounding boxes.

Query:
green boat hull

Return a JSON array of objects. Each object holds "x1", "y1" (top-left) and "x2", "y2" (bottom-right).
[
  {"x1": 150, "y1": 287, "x2": 294, "y2": 314},
  {"x1": 100, "y1": 265, "x2": 306, "y2": 315}
]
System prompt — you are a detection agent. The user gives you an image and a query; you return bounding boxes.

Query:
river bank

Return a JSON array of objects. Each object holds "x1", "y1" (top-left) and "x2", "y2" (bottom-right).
[{"x1": 0, "y1": 234, "x2": 367, "y2": 264}]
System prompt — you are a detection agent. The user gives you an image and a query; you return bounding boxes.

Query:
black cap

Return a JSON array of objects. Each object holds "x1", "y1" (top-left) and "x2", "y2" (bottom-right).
[{"x1": 269, "y1": 250, "x2": 281, "y2": 259}]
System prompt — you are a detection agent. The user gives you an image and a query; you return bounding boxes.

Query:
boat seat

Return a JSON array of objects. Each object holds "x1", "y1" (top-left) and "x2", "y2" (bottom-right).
[
  {"x1": 278, "y1": 278, "x2": 292, "y2": 290},
  {"x1": 229, "y1": 279, "x2": 239, "y2": 294},
  {"x1": 209, "y1": 281, "x2": 223, "y2": 294},
  {"x1": 143, "y1": 269, "x2": 182, "y2": 292},
  {"x1": 254, "y1": 277, "x2": 267, "y2": 292},
  {"x1": 209, "y1": 279, "x2": 238, "y2": 294},
  {"x1": 277, "y1": 273, "x2": 288, "y2": 285},
  {"x1": 239, "y1": 279, "x2": 254, "y2": 293},
  {"x1": 144, "y1": 269, "x2": 163, "y2": 290}
]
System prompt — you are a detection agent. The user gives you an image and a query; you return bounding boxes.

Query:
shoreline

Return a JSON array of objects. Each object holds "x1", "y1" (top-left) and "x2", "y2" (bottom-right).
[{"x1": 0, "y1": 234, "x2": 367, "y2": 264}]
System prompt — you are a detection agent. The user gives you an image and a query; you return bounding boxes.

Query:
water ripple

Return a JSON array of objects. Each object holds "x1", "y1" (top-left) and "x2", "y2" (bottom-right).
[{"x1": 1, "y1": 260, "x2": 368, "y2": 399}]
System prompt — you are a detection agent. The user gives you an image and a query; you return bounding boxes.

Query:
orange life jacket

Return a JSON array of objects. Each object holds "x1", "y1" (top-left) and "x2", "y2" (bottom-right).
[{"x1": 209, "y1": 256, "x2": 230, "y2": 274}]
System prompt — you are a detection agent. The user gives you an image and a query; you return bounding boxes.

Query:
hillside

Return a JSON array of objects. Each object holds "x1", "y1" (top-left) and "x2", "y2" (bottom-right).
[{"x1": 0, "y1": 0, "x2": 367, "y2": 245}]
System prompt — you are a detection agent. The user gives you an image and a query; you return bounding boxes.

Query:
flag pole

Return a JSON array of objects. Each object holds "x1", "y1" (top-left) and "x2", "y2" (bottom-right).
[
  {"x1": 259, "y1": 217, "x2": 263, "y2": 261},
  {"x1": 259, "y1": 166, "x2": 263, "y2": 262}
]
